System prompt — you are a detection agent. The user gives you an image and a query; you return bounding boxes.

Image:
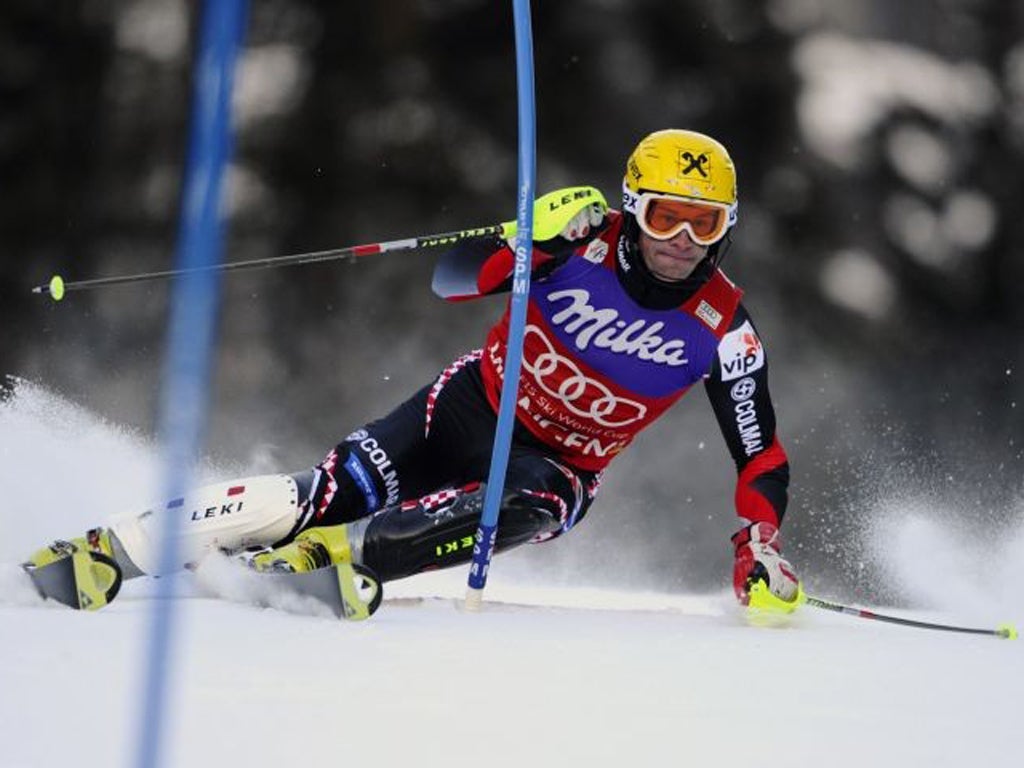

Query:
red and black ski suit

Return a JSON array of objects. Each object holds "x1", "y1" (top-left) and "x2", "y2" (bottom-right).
[{"x1": 293, "y1": 210, "x2": 789, "y2": 583}]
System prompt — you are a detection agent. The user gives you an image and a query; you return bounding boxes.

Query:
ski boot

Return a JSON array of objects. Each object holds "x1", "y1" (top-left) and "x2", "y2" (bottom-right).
[
  {"x1": 24, "y1": 527, "x2": 116, "y2": 570},
  {"x1": 250, "y1": 524, "x2": 354, "y2": 573},
  {"x1": 250, "y1": 525, "x2": 383, "y2": 620}
]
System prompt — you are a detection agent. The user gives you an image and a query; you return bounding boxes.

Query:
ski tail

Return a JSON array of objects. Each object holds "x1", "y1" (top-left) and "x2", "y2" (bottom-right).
[
  {"x1": 264, "y1": 562, "x2": 383, "y2": 621},
  {"x1": 337, "y1": 563, "x2": 383, "y2": 620},
  {"x1": 25, "y1": 550, "x2": 123, "y2": 611}
]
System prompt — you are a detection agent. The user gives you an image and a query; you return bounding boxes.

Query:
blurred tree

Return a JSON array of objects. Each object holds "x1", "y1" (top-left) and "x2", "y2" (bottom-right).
[{"x1": 0, "y1": 1, "x2": 114, "y2": 371}]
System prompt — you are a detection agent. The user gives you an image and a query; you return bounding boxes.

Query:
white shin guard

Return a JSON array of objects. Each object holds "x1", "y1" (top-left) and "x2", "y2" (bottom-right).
[{"x1": 109, "y1": 474, "x2": 301, "y2": 575}]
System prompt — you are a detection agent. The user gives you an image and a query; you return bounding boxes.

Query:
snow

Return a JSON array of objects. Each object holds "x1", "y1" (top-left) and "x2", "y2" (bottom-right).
[{"x1": 1, "y1": 382, "x2": 1021, "y2": 767}]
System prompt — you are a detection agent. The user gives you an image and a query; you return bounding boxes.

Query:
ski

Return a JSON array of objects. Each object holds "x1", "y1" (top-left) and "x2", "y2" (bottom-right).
[
  {"x1": 255, "y1": 562, "x2": 384, "y2": 621},
  {"x1": 24, "y1": 549, "x2": 123, "y2": 611},
  {"x1": 24, "y1": 544, "x2": 383, "y2": 620}
]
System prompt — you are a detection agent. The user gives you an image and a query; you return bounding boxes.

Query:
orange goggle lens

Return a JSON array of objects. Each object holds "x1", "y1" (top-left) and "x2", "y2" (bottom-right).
[{"x1": 639, "y1": 197, "x2": 728, "y2": 245}]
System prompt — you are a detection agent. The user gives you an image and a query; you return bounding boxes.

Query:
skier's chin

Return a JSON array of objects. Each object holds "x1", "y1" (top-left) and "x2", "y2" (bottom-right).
[{"x1": 649, "y1": 250, "x2": 704, "y2": 281}]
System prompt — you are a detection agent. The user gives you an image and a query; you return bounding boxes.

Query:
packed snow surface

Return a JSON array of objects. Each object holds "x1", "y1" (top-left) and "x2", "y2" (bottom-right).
[{"x1": 1, "y1": 382, "x2": 1021, "y2": 767}]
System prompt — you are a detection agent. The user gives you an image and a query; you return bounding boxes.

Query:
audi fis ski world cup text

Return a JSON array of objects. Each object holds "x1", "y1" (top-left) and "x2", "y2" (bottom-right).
[{"x1": 520, "y1": 326, "x2": 647, "y2": 428}]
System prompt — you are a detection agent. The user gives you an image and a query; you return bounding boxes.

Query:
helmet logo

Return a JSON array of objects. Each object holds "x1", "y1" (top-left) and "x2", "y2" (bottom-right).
[
  {"x1": 624, "y1": 132, "x2": 737, "y2": 212},
  {"x1": 679, "y1": 150, "x2": 710, "y2": 178}
]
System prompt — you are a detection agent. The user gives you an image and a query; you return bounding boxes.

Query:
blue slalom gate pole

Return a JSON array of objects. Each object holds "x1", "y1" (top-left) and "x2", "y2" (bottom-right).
[
  {"x1": 466, "y1": 0, "x2": 536, "y2": 606},
  {"x1": 135, "y1": 1, "x2": 247, "y2": 766}
]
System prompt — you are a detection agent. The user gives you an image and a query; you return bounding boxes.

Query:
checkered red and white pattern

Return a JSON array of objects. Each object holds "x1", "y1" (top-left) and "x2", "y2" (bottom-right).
[
  {"x1": 402, "y1": 482, "x2": 481, "y2": 513},
  {"x1": 313, "y1": 449, "x2": 340, "y2": 521},
  {"x1": 523, "y1": 489, "x2": 568, "y2": 543},
  {"x1": 424, "y1": 349, "x2": 483, "y2": 437}
]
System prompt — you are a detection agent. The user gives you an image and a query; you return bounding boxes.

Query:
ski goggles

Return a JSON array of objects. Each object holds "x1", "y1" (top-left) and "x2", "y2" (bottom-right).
[{"x1": 622, "y1": 188, "x2": 736, "y2": 245}]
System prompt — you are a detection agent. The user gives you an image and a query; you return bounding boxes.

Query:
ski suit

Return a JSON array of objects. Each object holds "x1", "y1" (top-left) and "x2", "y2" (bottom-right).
[{"x1": 294, "y1": 209, "x2": 789, "y2": 582}]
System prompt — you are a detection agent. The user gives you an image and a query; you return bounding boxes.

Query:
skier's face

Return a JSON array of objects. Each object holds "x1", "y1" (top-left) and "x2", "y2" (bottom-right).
[{"x1": 638, "y1": 229, "x2": 709, "y2": 281}]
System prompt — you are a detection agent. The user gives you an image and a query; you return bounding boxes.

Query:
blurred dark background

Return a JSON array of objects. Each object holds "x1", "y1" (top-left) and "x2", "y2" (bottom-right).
[{"x1": 2, "y1": 0, "x2": 1022, "y2": 597}]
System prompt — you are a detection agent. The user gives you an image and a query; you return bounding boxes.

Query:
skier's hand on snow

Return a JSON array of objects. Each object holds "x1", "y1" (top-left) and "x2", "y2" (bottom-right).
[{"x1": 731, "y1": 522, "x2": 800, "y2": 605}]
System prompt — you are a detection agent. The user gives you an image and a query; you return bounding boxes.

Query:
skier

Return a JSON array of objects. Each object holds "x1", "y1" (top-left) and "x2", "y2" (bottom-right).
[{"x1": 25, "y1": 129, "x2": 800, "y2": 608}]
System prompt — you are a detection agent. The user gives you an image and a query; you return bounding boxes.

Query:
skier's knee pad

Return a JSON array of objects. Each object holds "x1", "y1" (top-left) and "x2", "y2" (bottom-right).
[
  {"x1": 504, "y1": 455, "x2": 595, "y2": 541},
  {"x1": 358, "y1": 483, "x2": 562, "y2": 581},
  {"x1": 108, "y1": 474, "x2": 301, "y2": 575}
]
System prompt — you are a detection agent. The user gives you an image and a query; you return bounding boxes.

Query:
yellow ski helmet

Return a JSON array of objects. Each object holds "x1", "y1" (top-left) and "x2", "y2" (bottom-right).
[{"x1": 622, "y1": 129, "x2": 738, "y2": 243}]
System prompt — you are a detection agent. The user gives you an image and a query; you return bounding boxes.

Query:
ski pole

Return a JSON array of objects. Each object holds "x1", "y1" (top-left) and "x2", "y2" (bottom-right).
[
  {"x1": 31, "y1": 224, "x2": 505, "y2": 302},
  {"x1": 31, "y1": 185, "x2": 606, "y2": 302},
  {"x1": 805, "y1": 594, "x2": 1018, "y2": 639}
]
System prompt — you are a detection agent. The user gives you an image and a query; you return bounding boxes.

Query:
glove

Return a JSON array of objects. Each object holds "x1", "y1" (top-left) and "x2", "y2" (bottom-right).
[
  {"x1": 503, "y1": 190, "x2": 609, "y2": 249},
  {"x1": 505, "y1": 201, "x2": 606, "y2": 252},
  {"x1": 558, "y1": 202, "x2": 606, "y2": 240},
  {"x1": 731, "y1": 522, "x2": 799, "y2": 605}
]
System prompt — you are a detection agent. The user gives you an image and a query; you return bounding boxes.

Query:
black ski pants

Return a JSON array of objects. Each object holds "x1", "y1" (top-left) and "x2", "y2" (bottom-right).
[{"x1": 295, "y1": 353, "x2": 601, "y2": 581}]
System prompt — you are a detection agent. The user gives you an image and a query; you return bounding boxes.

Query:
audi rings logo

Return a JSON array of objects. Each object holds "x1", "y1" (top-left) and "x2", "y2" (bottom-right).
[{"x1": 523, "y1": 325, "x2": 648, "y2": 428}]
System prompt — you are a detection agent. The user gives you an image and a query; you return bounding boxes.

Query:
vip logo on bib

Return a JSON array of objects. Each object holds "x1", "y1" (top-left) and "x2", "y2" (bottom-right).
[{"x1": 718, "y1": 321, "x2": 764, "y2": 382}]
